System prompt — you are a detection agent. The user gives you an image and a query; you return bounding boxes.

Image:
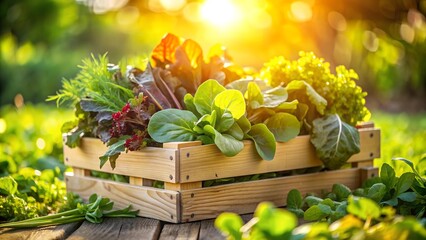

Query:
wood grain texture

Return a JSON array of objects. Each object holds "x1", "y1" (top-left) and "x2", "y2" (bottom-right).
[
  {"x1": 65, "y1": 174, "x2": 179, "y2": 223},
  {"x1": 180, "y1": 168, "x2": 369, "y2": 222},
  {"x1": 159, "y1": 222, "x2": 200, "y2": 240},
  {"x1": 67, "y1": 217, "x2": 162, "y2": 240},
  {"x1": 64, "y1": 137, "x2": 178, "y2": 182},
  {"x1": 0, "y1": 222, "x2": 82, "y2": 240},
  {"x1": 178, "y1": 128, "x2": 380, "y2": 182}
]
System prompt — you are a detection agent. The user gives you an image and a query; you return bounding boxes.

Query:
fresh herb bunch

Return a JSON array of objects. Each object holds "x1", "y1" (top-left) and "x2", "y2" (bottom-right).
[
  {"x1": 0, "y1": 193, "x2": 138, "y2": 228},
  {"x1": 261, "y1": 51, "x2": 370, "y2": 126},
  {"x1": 0, "y1": 168, "x2": 82, "y2": 222}
]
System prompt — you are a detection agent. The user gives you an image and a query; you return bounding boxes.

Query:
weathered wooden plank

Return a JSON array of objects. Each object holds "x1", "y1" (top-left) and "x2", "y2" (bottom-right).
[
  {"x1": 65, "y1": 174, "x2": 179, "y2": 223},
  {"x1": 199, "y1": 219, "x2": 223, "y2": 240},
  {"x1": 179, "y1": 128, "x2": 380, "y2": 182},
  {"x1": 64, "y1": 138, "x2": 178, "y2": 183},
  {"x1": 0, "y1": 222, "x2": 82, "y2": 240},
  {"x1": 159, "y1": 222, "x2": 200, "y2": 240},
  {"x1": 67, "y1": 217, "x2": 162, "y2": 240},
  {"x1": 180, "y1": 168, "x2": 367, "y2": 222}
]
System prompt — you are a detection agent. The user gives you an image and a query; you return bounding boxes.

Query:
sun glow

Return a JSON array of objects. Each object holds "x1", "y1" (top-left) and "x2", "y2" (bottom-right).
[{"x1": 200, "y1": 0, "x2": 242, "y2": 27}]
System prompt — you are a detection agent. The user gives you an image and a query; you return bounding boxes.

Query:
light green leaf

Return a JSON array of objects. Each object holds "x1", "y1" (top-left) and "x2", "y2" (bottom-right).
[
  {"x1": 204, "y1": 125, "x2": 244, "y2": 157},
  {"x1": 184, "y1": 93, "x2": 200, "y2": 117},
  {"x1": 237, "y1": 115, "x2": 251, "y2": 134},
  {"x1": 304, "y1": 204, "x2": 332, "y2": 221},
  {"x1": 245, "y1": 82, "x2": 264, "y2": 109},
  {"x1": 0, "y1": 176, "x2": 18, "y2": 195},
  {"x1": 285, "y1": 80, "x2": 327, "y2": 115},
  {"x1": 274, "y1": 99, "x2": 299, "y2": 110},
  {"x1": 262, "y1": 85, "x2": 288, "y2": 108},
  {"x1": 265, "y1": 112, "x2": 300, "y2": 142},
  {"x1": 226, "y1": 79, "x2": 270, "y2": 94},
  {"x1": 247, "y1": 123, "x2": 276, "y2": 160},
  {"x1": 255, "y1": 202, "x2": 297, "y2": 237},
  {"x1": 310, "y1": 114, "x2": 360, "y2": 169},
  {"x1": 347, "y1": 196, "x2": 381, "y2": 220},
  {"x1": 305, "y1": 196, "x2": 323, "y2": 207},
  {"x1": 213, "y1": 90, "x2": 246, "y2": 120},
  {"x1": 148, "y1": 109, "x2": 197, "y2": 142},
  {"x1": 215, "y1": 213, "x2": 243, "y2": 240},
  {"x1": 225, "y1": 122, "x2": 244, "y2": 141},
  {"x1": 194, "y1": 79, "x2": 226, "y2": 115},
  {"x1": 195, "y1": 110, "x2": 217, "y2": 127},
  {"x1": 215, "y1": 111, "x2": 235, "y2": 132}
]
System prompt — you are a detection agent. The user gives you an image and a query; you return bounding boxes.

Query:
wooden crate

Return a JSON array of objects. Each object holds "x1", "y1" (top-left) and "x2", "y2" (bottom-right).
[{"x1": 64, "y1": 123, "x2": 380, "y2": 223}]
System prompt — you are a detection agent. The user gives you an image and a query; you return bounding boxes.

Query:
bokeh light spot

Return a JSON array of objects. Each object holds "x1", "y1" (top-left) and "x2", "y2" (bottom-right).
[
  {"x1": 363, "y1": 31, "x2": 379, "y2": 52},
  {"x1": 36, "y1": 138, "x2": 46, "y2": 150},
  {"x1": 0, "y1": 119, "x2": 6, "y2": 134},
  {"x1": 116, "y1": 6, "x2": 140, "y2": 26},
  {"x1": 290, "y1": 1, "x2": 312, "y2": 22},
  {"x1": 183, "y1": 2, "x2": 203, "y2": 22},
  {"x1": 400, "y1": 23, "x2": 415, "y2": 43},
  {"x1": 160, "y1": 0, "x2": 186, "y2": 12},
  {"x1": 328, "y1": 11, "x2": 347, "y2": 31}
]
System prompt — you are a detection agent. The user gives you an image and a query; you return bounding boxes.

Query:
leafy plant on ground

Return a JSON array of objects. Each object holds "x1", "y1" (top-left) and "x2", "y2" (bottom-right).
[
  {"x1": 0, "y1": 194, "x2": 138, "y2": 228},
  {"x1": 215, "y1": 160, "x2": 426, "y2": 240},
  {"x1": 286, "y1": 158, "x2": 425, "y2": 223},
  {"x1": 148, "y1": 79, "x2": 276, "y2": 159},
  {"x1": 0, "y1": 168, "x2": 81, "y2": 222}
]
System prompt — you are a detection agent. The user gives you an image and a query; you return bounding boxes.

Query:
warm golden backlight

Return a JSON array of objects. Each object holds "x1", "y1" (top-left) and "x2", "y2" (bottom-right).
[{"x1": 200, "y1": 0, "x2": 242, "y2": 27}]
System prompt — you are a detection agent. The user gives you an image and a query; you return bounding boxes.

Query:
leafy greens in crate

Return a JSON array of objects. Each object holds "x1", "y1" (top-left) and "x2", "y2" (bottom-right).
[{"x1": 50, "y1": 33, "x2": 370, "y2": 170}]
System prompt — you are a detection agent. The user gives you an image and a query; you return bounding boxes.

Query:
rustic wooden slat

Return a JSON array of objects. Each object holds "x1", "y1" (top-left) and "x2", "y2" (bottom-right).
[
  {"x1": 352, "y1": 160, "x2": 374, "y2": 168},
  {"x1": 159, "y1": 222, "x2": 201, "y2": 240},
  {"x1": 65, "y1": 174, "x2": 179, "y2": 223},
  {"x1": 360, "y1": 167, "x2": 379, "y2": 183},
  {"x1": 180, "y1": 168, "x2": 369, "y2": 222},
  {"x1": 163, "y1": 141, "x2": 202, "y2": 149},
  {"x1": 67, "y1": 218, "x2": 162, "y2": 240},
  {"x1": 0, "y1": 222, "x2": 82, "y2": 240},
  {"x1": 164, "y1": 182, "x2": 203, "y2": 191},
  {"x1": 73, "y1": 167, "x2": 91, "y2": 176},
  {"x1": 129, "y1": 177, "x2": 154, "y2": 187},
  {"x1": 198, "y1": 219, "x2": 224, "y2": 240},
  {"x1": 64, "y1": 138, "x2": 178, "y2": 183},
  {"x1": 178, "y1": 128, "x2": 380, "y2": 183}
]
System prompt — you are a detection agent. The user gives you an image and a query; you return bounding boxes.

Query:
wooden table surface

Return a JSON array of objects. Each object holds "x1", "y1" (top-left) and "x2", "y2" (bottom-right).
[{"x1": 0, "y1": 214, "x2": 253, "y2": 240}]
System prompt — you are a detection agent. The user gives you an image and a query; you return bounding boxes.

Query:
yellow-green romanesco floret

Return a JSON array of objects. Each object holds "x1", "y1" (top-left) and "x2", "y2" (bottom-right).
[{"x1": 261, "y1": 51, "x2": 370, "y2": 126}]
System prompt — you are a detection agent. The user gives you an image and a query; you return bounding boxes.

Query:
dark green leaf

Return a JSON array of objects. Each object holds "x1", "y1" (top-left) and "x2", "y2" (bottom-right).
[
  {"x1": 80, "y1": 99, "x2": 113, "y2": 112},
  {"x1": 396, "y1": 172, "x2": 415, "y2": 195},
  {"x1": 148, "y1": 109, "x2": 198, "y2": 142},
  {"x1": 265, "y1": 113, "x2": 300, "y2": 142},
  {"x1": 247, "y1": 123, "x2": 276, "y2": 160},
  {"x1": 99, "y1": 136, "x2": 128, "y2": 169},
  {"x1": 204, "y1": 125, "x2": 244, "y2": 157},
  {"x1": 287, "y1": 189, "x2": 303, "y2": 209},
  {"x1": 367, "y1": 183, "x2": 387, "y2": 202},
  {"x1": 397, "y1": 192, "x2": 417, "y2": 202},
  {"x1": 310, "y1": 114, "x2": 360, "y2": 169},
  {"x1": 380, "y1": 163, "x2": 397, "y2": 190},
  {"x1": 332, "y1": 184, "x2": 352, "y2": 201},
  {"x1": 305, "y1": 196, "x2": 323, "y2": 207}
]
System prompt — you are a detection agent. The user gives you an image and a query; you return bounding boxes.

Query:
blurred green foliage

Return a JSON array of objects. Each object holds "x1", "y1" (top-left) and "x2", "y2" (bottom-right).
[
  {"x1": 371, "y1": 111, "x2": 426, "y2": 176},
  {"x1": 0, "y1": 104, "x2": 72, "y2": 176}
]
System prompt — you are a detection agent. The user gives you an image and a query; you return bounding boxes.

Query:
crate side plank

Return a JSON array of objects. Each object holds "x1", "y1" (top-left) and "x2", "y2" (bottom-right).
[
  {"x1": 64, "y1": 138, "x2": 179, "y2": 182},
  {"x1": 180, "y1": 168, "x2": 366, "y2": 222},
  {"x1": 179, "y1": 128, "x2": 380, "y2": 183},
  {"x1": 65, "y1": 174, "x2": 179, "y2": 223}
]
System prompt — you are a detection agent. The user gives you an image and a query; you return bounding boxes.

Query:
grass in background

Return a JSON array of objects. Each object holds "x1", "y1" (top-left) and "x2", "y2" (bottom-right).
[{"x1": 371, "y1": 111, "x2": 426, "y2": 176}]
